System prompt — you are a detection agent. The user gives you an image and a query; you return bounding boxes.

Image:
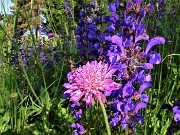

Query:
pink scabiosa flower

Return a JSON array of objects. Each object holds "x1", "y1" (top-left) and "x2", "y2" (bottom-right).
[{"x1": 63, "y1": 61, "x2": 121, "y2": 108}]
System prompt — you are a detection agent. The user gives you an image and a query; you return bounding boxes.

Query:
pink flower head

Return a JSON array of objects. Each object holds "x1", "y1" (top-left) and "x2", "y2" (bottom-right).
[{"x1": 63, "y1": 61, "x2": 121, "y2": 108}]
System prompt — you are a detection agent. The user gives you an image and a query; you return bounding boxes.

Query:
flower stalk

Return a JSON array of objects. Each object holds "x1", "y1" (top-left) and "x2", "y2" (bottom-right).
[{"x1": 98, "y1": 98, "x2": 111, "y2": 135}]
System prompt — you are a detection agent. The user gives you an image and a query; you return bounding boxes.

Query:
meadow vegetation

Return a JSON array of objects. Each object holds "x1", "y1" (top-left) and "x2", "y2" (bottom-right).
[{"x1": 0, "y1": 0, "x2": 179, "y2": 134}]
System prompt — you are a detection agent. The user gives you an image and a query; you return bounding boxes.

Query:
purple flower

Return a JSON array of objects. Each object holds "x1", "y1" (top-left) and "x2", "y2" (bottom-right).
[
  {"x1": 173, "y1": 106, "x2": 180, "y2": 122},
  {"x1": 122, "y1": 83, "x2": 135, "y2": 98},
  {"x1": 144, "y1": 37, "x2": 165, "y2": 55},
  {"x1": 79, "y1": 10, "x2": 84, "y2": 16},
  {"x1": 39, "y1": 53, "x2": 48, "y2": 63},
  {"x1": 149, "y1": 52, "x2": 161, "y2": 64},
  {"x1": 137, "y1": 71, "x2": 152, "y2": 83},
  {"x1": 135, "y1": 102, "x2": 147, "y2": 113},
  {"x1": 73, "y1": 109, "x2": 82, "y2": 119},
  {"x1": 64, "y1": 0, "x2": 73, "y2": 17},
  {"x1": 70, "y1": 103, "x2": 82, "y2": 120},
  {"x1": 109, "y1": 4, "x2": 116, "y2": 12},
  {"x1": 71, "y1": 123, "x2": 85, "y2": 135},
  {"x1": 63, "y1": 61, "x2": 121, "y2": 108},
  {"x1": 107, "y1": 24, "x2": 116, "y2": 32},
  {"x1": 142, "y1": 37, "x2": 165, "y2": 64},
  {"x1": 138, "y1": 82, "x2": 152, "y2": 95},
  {"x1": 111, "y1": 35, "x2": 125, "y2": 56},
  {"x1": 141, "y1": 94, "x2": 149, "y2": 103},
  {"x1": 140, "y1": 63, "x2": 154, "y2": 69},
  {"x1": 174, "y1": 113, "x2": 180, "y2": 122},
  {"x1": 135, "y1": 114, "x2": 144, "y2": 124}
]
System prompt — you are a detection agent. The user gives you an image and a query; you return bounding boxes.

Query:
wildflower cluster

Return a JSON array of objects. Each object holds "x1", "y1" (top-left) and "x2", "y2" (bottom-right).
[
  {"x1": 10, "y1": 34, "x2": 60, "y2": 66},
  {"x1": 63, "y1": 0, "x2": 166, "y2": 134}
]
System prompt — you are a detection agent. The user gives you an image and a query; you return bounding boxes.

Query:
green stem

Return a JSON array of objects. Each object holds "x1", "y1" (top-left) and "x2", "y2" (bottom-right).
[
  {"x1": 21, "y1": 65, "x2": 41, "y2": 105},
  {"x1": 125, "y1": 127, "x2": 128, "y2": 135},
  {"x1": 98, "y1": 98, "x2": 111, "y2": 135}
]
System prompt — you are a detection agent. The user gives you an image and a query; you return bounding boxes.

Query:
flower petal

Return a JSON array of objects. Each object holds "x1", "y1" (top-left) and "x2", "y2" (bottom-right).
[
  {"x1": 111, "y1": 35, "x2": 125, "y2": 56},
  {"x1": 135, "y1": 34, "x2": 149, "y2": 43},
  {"x1": 135, "y1": 102, "x2": 147, "y2": 113},
  {"x1": 110, "y1": 117, "x2": 120, "y2": 126},
  {"x1": 122, "y1": 85, "x2": 135, "y2": 97},
  {"x1": 71, "y1": 123, "x2": 85, "y2": 132},
  {"x1": 145, "y1": 74, "x2": 152, "y2": 82},
  {"x1": 174, "y1": 113, "x2": 180, "y2": 122},
  {"x1": 135, "y1": 114, "x2": 144, "y2": 124},
  {"x1": 173, "y1": 106, "x2": 180, "y2": 114},
  {"x1": 138, "y1": 82, "x2": 152, "y2": 94},
  {"x1": 117, "y1": 102, "x2": 125, "y2": 112},
  {"x1": 70, "y1": 91, "x2": 84, "y2": 102},
  {"x1": 140, "y1": 63, "x2": 154, "y2": 69},
  {"x1": 141, "y1": 94, "x2": 149, "y2": 103},
  {"x1": 109, "y1": 4, "x2": 116, "y2": 12},
  {"x1": 62, "y1": 93, "x2": 70, "y2": 98},
  {"x1": 149, "y1": 52, "x2": 161, "y2": 64},
  {"x1": 144, "y1": 37, "x2": 165, "y2": 55},
  {"x1": 108, "y1": 24, "x2": 115, "y2": 32}
]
